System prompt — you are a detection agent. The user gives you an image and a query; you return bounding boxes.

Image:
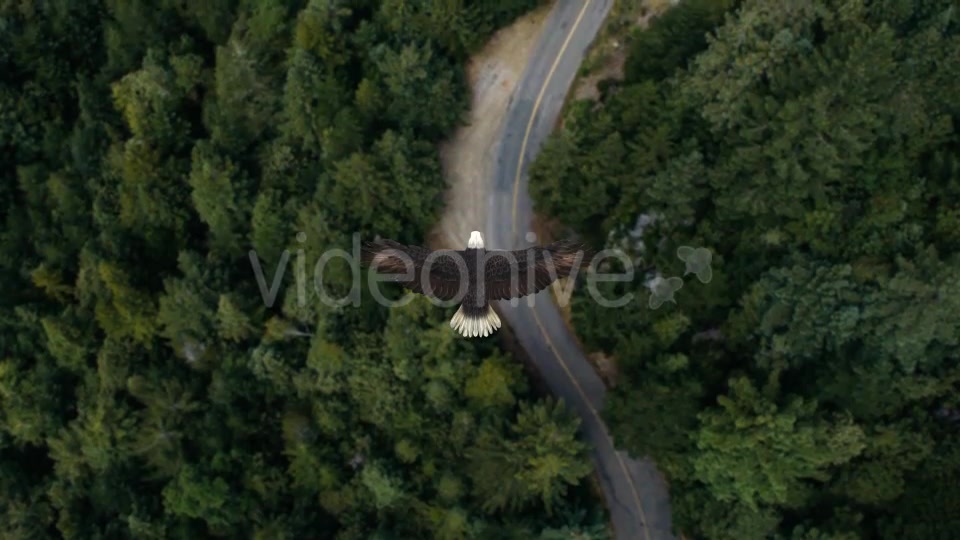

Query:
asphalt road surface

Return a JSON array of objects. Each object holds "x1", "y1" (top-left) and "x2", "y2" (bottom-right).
[{"x1": 486, "y1": 1, "x2": 677, "y2": 539}]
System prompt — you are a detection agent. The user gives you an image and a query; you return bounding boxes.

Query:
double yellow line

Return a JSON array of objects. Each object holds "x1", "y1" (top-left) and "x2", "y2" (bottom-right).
[{"x1": 508, "y1": 2, "x2": 652, "y2": 539}]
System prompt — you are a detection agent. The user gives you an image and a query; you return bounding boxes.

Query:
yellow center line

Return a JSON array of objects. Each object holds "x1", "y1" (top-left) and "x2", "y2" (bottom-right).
[
  {"x1": 529, "y1": 308, "x2": 652, "y2": 540},
  {"x1": 507, "y1": 1, "x2": 653, "y2": 536},
  {"x1": 511, "y1": 0, "x2": 593, "y2": 238},
  {"x1": 502, "y1": 0, "x2": 650, "y2": 540}
]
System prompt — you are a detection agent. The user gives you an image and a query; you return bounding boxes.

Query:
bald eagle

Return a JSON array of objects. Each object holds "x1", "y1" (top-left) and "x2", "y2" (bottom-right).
[{"x1": 361, "y1": 231, "x2": 592, "y2": 337}]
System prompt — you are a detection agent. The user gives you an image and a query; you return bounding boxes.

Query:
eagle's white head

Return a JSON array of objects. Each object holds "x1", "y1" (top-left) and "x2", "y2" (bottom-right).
[{"x1": 467, "y1": 230, "x2": 484, "y2": 249}]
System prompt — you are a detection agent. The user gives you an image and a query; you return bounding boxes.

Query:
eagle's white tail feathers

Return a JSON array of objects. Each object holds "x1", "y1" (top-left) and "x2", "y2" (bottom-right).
[{"x1": 450, "y1": 305, "x2": 501, "y2": 338}]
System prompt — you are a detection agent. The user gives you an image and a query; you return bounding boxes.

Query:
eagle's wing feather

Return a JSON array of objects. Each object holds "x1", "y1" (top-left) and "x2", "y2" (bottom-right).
[
  {"x1": 361, "y1": 240, "x2": 466, "y2": 301},
  {"x1": 482, "y1": 240, "x2": 591, "y2": 301}
]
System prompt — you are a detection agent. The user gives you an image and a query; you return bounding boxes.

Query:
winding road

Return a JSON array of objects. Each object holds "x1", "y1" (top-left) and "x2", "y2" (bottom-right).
[{"x1": 485, "y1": 1, "x2": 676, "y2": 539}]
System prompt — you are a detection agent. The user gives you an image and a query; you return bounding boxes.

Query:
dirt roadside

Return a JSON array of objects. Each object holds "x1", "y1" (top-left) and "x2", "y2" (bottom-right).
[{"x1": 430, "y1": 2, "x2": 556, "y2": 251}]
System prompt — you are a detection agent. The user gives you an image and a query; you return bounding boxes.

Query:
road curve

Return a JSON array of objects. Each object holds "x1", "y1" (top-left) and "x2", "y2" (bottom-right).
[{"x1": 486, "y1": 1, "x2": 677, "y2": 539}]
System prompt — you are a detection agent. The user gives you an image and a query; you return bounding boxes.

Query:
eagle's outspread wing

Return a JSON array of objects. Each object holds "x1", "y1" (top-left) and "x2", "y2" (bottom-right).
[
  {"x1": 482, "y1": 240, "x2": 592, "y2": 300},
  {"x1": 361, "y1": 239, "x2": 467, "y2": 301}
]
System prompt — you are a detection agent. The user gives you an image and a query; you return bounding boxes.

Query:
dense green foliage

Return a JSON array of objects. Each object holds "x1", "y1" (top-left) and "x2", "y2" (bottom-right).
[
  {"x1": 0, "y1": 1, "x2": 611, "y2": 538},
  {"x1": 530, "y1": 0, "x2": 960, "y2": 538}
]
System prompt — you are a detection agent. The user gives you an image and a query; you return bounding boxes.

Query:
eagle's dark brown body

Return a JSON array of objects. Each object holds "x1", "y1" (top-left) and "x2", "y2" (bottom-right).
[{"x1": 361, "y1": 231, "x2": 592, "y2": 338}]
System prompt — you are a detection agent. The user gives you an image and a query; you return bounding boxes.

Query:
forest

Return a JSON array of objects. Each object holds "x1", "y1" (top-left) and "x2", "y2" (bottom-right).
[
  {"x1": 0, "y1": 0, "x2": 613, "y2": 538},
  {"x1": 530, "y1": 0, "x2": 960, "y2": 538}
]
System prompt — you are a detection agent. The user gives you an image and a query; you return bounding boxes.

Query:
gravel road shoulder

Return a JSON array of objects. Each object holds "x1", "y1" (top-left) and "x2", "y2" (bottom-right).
[{"x1": 431, "y1": 2, "x2": 556, "y2": 251}]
